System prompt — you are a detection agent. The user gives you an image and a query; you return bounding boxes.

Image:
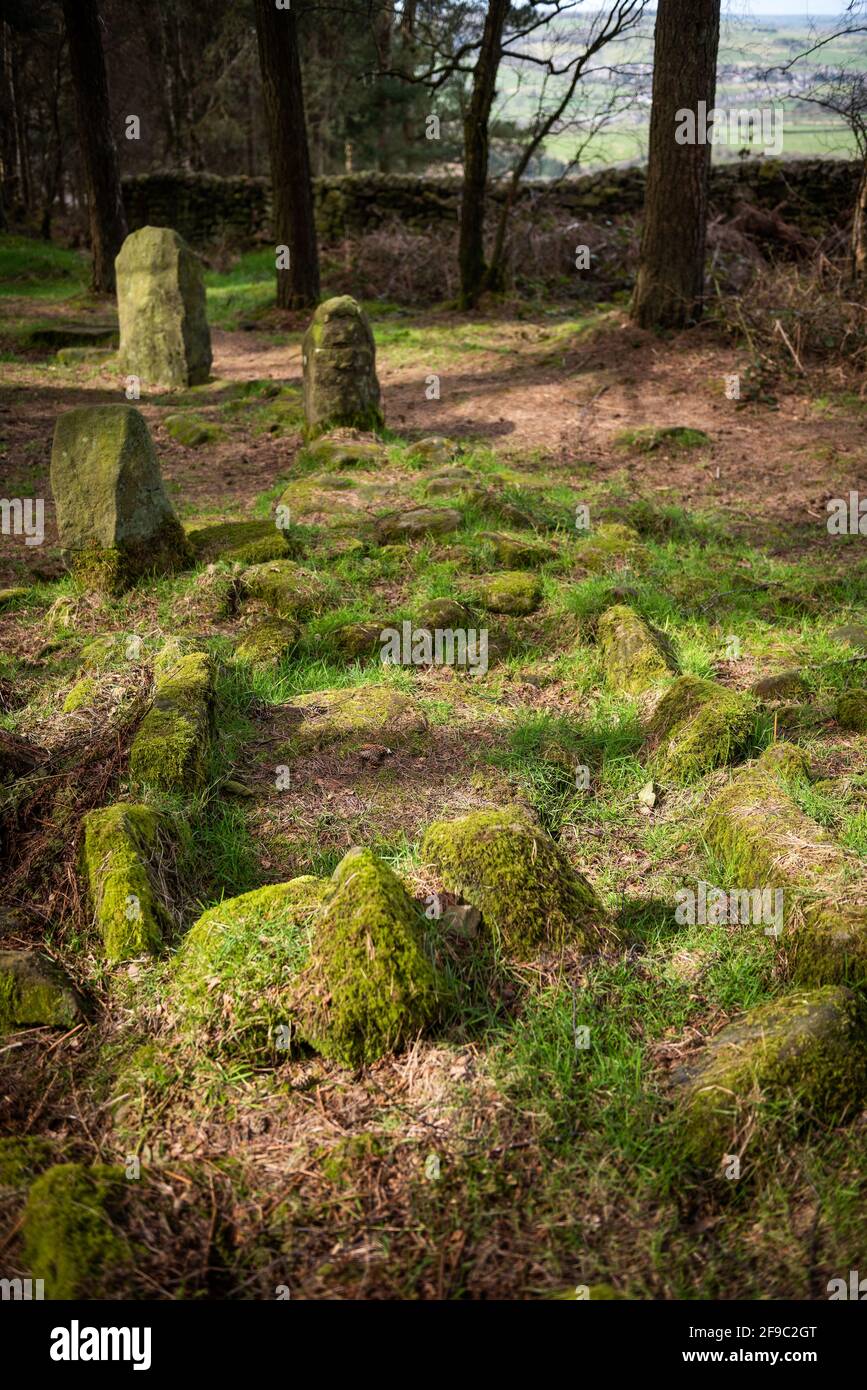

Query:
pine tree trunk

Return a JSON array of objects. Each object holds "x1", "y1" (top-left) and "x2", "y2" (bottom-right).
[
  {"x1": 631, "y1": 0, "x2": 721, "y2": 329},
  {"x1": 253, "y1": 0, "x2": 320, "y2": 311},
  {"x1": 62, "y1": 0, "x2": 127, "y2": 295},
  {"x1": 458, "y1": 0, "x2": 509, "y2": 310}
]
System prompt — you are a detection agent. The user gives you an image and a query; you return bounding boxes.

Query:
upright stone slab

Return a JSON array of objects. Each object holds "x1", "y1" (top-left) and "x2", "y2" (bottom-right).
[
  {"x1": 116, "y1": 225, "x2": 212, "y2": 388},
  {"x1": 51, "y1": 405, "x2": 192, "y2": 593},
  {"x1": 302, "y1": 296, "x2": 383, "y2": 438}
]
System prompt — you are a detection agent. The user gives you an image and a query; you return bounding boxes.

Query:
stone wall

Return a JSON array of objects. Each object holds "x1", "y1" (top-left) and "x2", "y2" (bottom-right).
[{"x1": 121, "y1": 160, "x2": 860, "y2": 248}]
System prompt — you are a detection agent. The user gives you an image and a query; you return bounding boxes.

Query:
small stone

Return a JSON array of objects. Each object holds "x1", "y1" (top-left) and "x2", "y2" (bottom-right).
[
  {"x1": 375, "y1": 506, "x2": 462, "y2": 545},
  {"x1": 469, "y1": 571, "x2": 542, "y2": 616},
  {"x1": 163, "y1": 412, "x2": 221, "y2": 448},
  {"x1": 480, "y1": 531, "x2": 558, "y2": 568},
  {"x1": 836, "y1": 688, "x2": 867, "y2": 733},
  {"x1": 304, "y1": 430, "x2": 388, "y2": 469},
  {"x1": 441, "y1": 903, "x2": 482, "y2": 939},
  {"x1": 751, "y1": 670, "x2": 808, "y2": 701},
  {"x1": 235, "y1": 617, "x2": 299, "y2": 666}
]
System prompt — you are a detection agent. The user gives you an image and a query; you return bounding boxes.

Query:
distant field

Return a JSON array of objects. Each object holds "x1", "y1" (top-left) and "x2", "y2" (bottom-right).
[{"x1": 495, "y1": 13, "x2": 864, "y2": 170}]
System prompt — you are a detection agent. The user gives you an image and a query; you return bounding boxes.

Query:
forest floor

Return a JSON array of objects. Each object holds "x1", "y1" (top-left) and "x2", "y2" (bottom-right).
[{"x1": 1, "y1": 235, "x2": 866, "y2": 1299}]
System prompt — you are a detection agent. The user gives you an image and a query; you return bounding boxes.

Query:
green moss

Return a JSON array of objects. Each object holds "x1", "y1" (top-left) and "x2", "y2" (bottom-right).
[
  {"x1": 79, "y1": 633, "x2": 119, "y2": 670},
  {"x1": 646, "y1": 675, "x2": 758, "y2": 781},
  {"x1": 304, "y1": 433, "x2": 388, "y2": 468},
  {"x1": 836, "y1": 688, "x2": 867, "y2": 733},
  {"x1": 597, "y1": 604, "x2": 678, "y2": 694},
  {"x1": 758, "y1": 742, "x2": 812, "y2": 781},
  {"x1": 80, "y1": 804, "x2": 171, "y2": 962},
  {"x1": 674, "y1": 987, "x2": 867, "y2": 1171},
  {"x1": 284, "y1": 685, "x2": 427, "y2": 754},
  {"x1": 63, "y1": 675, "x2": 97, "y2": 712},
  {"x1": 163, "y1": 412, "x2": 222, "y2": 448},
  {"x1": 326, "y1": 620, "x2": 386, "y2": 660},
  {"x1": 421, "y1": 806, "x2": 608, "y2": 955},
  {"x1": 467, "y1": 570, "x2": 542, "y2": 616},
  {"x1": 187, "y1": 519, "x2": 290, "y2": 565},
  {"x1": 574, "y1": 522, "x2": 646, "y2": 575},
  {"x1": 0, "y1": 586, "x2": 27, "y2": 611},
  {"x1": 22, "y1": 1163, "x2": 133, "y2": 1299},
  {"x1": 374, "y1": 506, "x2": 462, "y2": 545},
  {"x1": 292, "y1": 849, "x2": 440, "y2": 1067},
  {"x1": 129, "y1": 646, "x2": 213, "y2": 793},
  {"x1": 614, "y1": 426, "x2": 711, "y2": 454},
  {"x1": 0, "y1": 950, "x2": 85, "y2": 1030},
  {"x1": 241, "y1": 558, "x2": 327, "y2": 619},
  {"x1": 0, "y1": 1137, "x2": 57, "y2": 1189},
  {"x1": 169, "y1": 877, "x2": 330, "y2": 1060},
  {"x1": 704, "y1": 755, "x2": 867, "y2": 985},
  {"x1": 235, "y1": 617, "x2": 299, "y2": 666}
]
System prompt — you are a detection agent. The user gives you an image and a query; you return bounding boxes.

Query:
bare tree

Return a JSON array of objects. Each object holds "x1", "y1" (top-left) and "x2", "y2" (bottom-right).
[{"x1": 631, "y1": 0, "x2": 721, "y2": 329}]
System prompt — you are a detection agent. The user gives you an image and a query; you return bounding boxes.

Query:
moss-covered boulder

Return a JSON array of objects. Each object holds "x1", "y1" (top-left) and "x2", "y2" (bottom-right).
[
  {"x1": 116, "y1": 225, "x2": 212, "y2": 388},
  {"x1": 81, "y1": 803, "x2": 172, "y2": 962},
  {"x1": 282, "y1": 685, "x2": 427, "y2": 754},
  {"x1": 187, "y1": 518, "x2": 291, "y2": 566},
  {"x1": 276, "y1": 473, "x2": 374, "y2": 532},
  {"x1": 22, "y1": 1163, "x2": 133, "y2": 1299},
  {"x1": 326, "y1": 620, "x2": 386, "y2": 660},
  {"x1": 0, "y1": 950, "x2": 85, "y2": 1031},
  {"x1": 421, "y1": 806, "x2": 607, "y2": 955},
  {"x1": 673, "y1": 987, "x2": 867, "y2": 1170},
  {"x1": 597, "y1": 604, "x2": 678, "y2": 694},
  {"x1": 304, "y1": 430, "x2": 388, "y2": 469},
  {"x1": 50, "y1": 405, "x2": 193, "y2": 594},
  {"x1": 375, "y1": 506, "x2": 462, "y2": 545},
  {"x1": 292, "y1": 849, "x2": 440, "y2": 1067},
  {"x1": 468, "y1": 571, "x2": 542, "y2": 616},
  {"x1": 704, "y1": 747, "x2": 867, "y2": 984},
  {"x1": 410, "y1": 436, "x2": 457, "y2": 468},
  {"x1": 414, "y1": 598, "x2": 476, "y2": 630},
  {"x1": 645, "y1": 675, "x2": 758, "y2": 780},
  {"x1": 235, "y1": 617, "x2": 299, "y2": 666},
  {"x1": 241, "y1": 558, "x2": 327, "y2": 620},
  {"x1": 836, "y1": 688, "x2": 867, "y2": 733},
  {"x1": 163, "y1": 412, "x2": 221, "y2": 448},
  {"x1": 751, "y1": 670, "x2": 809, "y2": 701},
  {"x1": 129, "y1": 644, "x2": 214, "y2": 793},
  {"x1": 575, "y1": 522, "x2": 646, "y2": 576},
  {"x1": 168, "y1": 877, "x2": 330, "y2": 1060},
  {"x1": 302, "y1": 296, "x2": 383, "y2": 438},
  {"x1": 480, "y1": 531, "x2": 558, "y2": 568}
]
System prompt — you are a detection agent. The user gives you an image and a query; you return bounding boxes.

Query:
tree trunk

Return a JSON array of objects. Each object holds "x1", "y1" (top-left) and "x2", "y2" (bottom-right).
[
  {"x1": 458, "y1": 0, "x2": 509, "y2": 310},
  {"x1": 253, "y1": 0, "x2": 320, "y2": 311},
  {"x1": 61, "y1": 0, "x2": 127, "y2": 295},
  {"x1": 631, "y1": 0, "x2": 720, "y2": 329},
  {"x1": 852, "y1": 155, "x2": 867, "y2": 286}
]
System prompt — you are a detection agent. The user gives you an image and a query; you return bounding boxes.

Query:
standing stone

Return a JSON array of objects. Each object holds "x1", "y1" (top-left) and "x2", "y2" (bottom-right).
[
  {"x1": 302, "y1": 296, "x2": 383, "y2": 438},
  {"x1": 51, "y1": 405, "x2": 192, "y2": 593},
  {"x1": 116, "y1": 226, "x2": 212, "y2": 388}
]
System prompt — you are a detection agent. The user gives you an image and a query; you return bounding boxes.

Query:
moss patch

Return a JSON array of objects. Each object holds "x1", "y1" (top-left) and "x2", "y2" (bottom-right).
[
  {"x1": 836, "y1": 688, "x2": 867, "y2": 733},
  {"x1": 62, "y1": 675, "x2": 97, "y2": 713},
  {"x1": 0, "y1": 1137, "x2": 57, "y2": 1190},
  {"x1": 163, "y1": 412, "x2": 222, "y2": 448},
  {"x1": 574, "y1": 522, "x2": 646, "y2": 576},
  {"x1": 466, "y1": 570, "x2": 542, "y2": 616},
  {"x1": 129, "y1": 645, "x2": 214, "y2": 793},
  {"x1": 168, "y1": 877, "x2": 330, "y2": 1060},
  {"x1": 0, "y1": 950, "x2": 85, "y2": 1030},
  {"x1": 235, "y1": 617, "x2": 299, "y2": 666},
  {"x1": 22, "y1": 1163, "x2": 133, "y2": 1299},
  {"x1": 645, "y1": 676, "x2": 758, "y2": 781},
  {"x1": 292, "y1": 849, "x2": 440, "y2": 1067},
  {"x1": 422, "y1": 806, "x2": 608, "y2": 956},
  {"x1": 80, "y1": 804, "x2": 171, "y2": 962},
  {"x1": 241, "y1": 558, "x2": 327, "y2": 620}
]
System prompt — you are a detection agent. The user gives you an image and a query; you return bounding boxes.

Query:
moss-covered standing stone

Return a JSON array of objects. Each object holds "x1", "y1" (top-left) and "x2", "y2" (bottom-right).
[
  {"x1": 0, "y1": 950, "x2": 85, "y2": 1031},
  {"x1": 422, "y1": 806, "x2": 607, "y2": 955},
  {"x1": 81, "y1": 803, "x2": 171, "y2": 962},
  {"x1": 673, "y1": 987, "x2": 867, "y2": 1169},
  {"x1": 22, "y1": 1163, "x2": 133, "y2": 1299},
  {"x1": 302, "y1": 296, "x2": 383, "y2": 438},
  {"x1": 50, "y1": 404, "x2": 192, "y2": 594},
  {"x1": 116, "y1": 225, "x2": 212, "y2": 387},
  {"x1": 597, "y1": 604, "x2": 678, "y2": 694},
  {"x1": 292, "y1": 848, "x2": 440, "y2": 1067}
]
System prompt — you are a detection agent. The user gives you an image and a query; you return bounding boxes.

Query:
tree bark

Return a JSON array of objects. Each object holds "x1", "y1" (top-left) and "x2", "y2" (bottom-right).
[
  {"x1": 852, "y1": 155, "x2": 867, "y2": 286},
  {"x1": 458, "y1": 0, "x2": 509, "y2": 310},
  {"x1": 61, "y1": 0, "x2": 127, "y2": 295},
  {"x1": 631, "y1": 0, "x2": 721, "y2": 329},
  {"x1": 253, "y1": 0, "x2": 320, "y2": 310}
]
